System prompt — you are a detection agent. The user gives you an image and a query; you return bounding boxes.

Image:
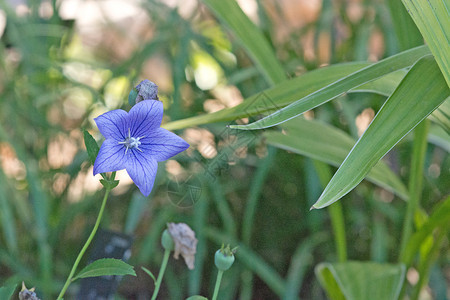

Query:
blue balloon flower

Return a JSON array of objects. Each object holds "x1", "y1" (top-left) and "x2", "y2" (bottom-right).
[{"x1": 93, "y1": 100, "x2": 189, "y2": 196}]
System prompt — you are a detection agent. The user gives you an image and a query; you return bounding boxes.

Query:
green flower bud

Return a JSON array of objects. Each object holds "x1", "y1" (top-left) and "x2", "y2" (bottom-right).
[
  {"x1": 161, "y1": 229, "x2": 174, "y2": 251},
  {"x1": 128, "y1": 88, "x2": 138, "y2": 106},
  {"x1": 214, "y1": 245, "x2": 236, "y2": 271}
]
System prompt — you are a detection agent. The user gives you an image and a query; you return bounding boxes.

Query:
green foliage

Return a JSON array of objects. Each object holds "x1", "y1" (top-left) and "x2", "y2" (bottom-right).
[
  {"x1": 73, "y1": 258, "x2": 136, "y2": 281},
  {"x1": 314, "y1": 55, "x2": 449, "y2": 208},
  {"x1": 0, "y1": 284, "x2": 17, "y2": 300},
  {"x1": 315, "y1": 262, "x2": 405, "y2": 300},
  {"x1": 83, "y1": 130, "x2": 100, "y2": 166},
  {"x1": 0, "y1": 0, "x2": 448, "y2": 299},
  {"x1": 264, "y1": 117, "x2": 408, "y2": 200}
]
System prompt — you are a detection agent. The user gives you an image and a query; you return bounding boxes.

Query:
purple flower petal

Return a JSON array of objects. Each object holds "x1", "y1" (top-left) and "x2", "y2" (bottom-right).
[
  {"x1": 94, "y1": 109, "x2": 128, "y2": 141},
  {"x1": 140, "y1": 128, "x2": 189, "y2": 161},
  {"x1": 129, "y1": 101, "x2": 163, "y2": 138},
  {"x1": 125, "y1": 152, "x2": 158, "y2": 196},
  {"x1": 93, "y1": 139, "x2": 127, "y2": 175}
]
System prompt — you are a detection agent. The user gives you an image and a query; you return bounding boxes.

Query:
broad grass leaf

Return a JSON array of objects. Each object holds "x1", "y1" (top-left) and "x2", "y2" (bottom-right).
[
  {"x1": 264, "y1": 118, "x2": 408, "y2": 200},
  {"x1": 315, "y1": 261, "x2": 405, "y2": 300},
  {"x1": 402, "y1": 0, "x2": 450, "y2": 87},
  {"x1": 313, "y1": 55, "x2": 449, "y2": 209},
  {"x1": 163, "y1": 62, "x2": 372, "y2": 130},
  {"x1": 230, "y1": 45, "x2": 430, "y2": 130},
  {"x1": 0, "y1": 284, "x2": 16, "y2": 300}
]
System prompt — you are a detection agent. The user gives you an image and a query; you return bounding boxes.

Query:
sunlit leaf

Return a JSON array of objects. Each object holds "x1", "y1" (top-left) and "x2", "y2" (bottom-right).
[
  {"x1": 202, "y1": 0, "x2": 285, "y2": 85},
  {"x1": 402, "y1": 0, "x2": 450, "y2": 87},
  {"x1": 313, "y1": 55, "x2": 449, "y2": 209},
  {"x1": 164, "y1": 62, "x2": 372, "y2": 130},
  {"x1": 230, "y1": 45, "x2": 430, "y2": 130}
]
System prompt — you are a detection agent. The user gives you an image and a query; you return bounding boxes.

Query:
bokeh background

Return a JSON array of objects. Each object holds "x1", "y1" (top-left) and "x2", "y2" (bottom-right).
[{"x1": 0, "y1": 0, "x2": 448, "y2": 299}]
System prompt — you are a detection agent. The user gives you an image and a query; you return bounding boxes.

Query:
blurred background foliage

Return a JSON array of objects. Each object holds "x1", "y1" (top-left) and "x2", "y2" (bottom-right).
[{"x1": 0, "y1": 0, "x2": 448, "y2": 299}]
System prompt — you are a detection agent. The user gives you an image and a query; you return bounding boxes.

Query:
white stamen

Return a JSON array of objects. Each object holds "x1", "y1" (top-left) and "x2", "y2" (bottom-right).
[{"x1": 119, "y1": 128, "x2": 145, "y2": 154}]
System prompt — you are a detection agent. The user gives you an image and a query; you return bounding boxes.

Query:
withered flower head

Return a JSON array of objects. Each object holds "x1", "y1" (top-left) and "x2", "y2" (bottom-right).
[{"x1": 167, "y1": 222, "x2": 198, "y2": 270}]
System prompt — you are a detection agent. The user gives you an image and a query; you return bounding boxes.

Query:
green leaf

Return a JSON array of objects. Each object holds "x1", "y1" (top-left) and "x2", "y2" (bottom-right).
[
  {"x1": 315, "y1": 261, "x2": 406, "y2": 300},
  {"x1": 83, "y1": 130, "x2": 100, "y2": 165},
  {"x1": 141, "y1": 266, "x2": 156, "y2": 283},
  {"x1": 164, "y1": 62, "x2": 372, "y2": 131},
  {"x1": 264, "y1": 118, "x2": 408, "y2": 200},
  {"x1": 402, "y1": 195, "x2": 450, "y2": 265},
  {"x1": 350, "y1": 70, "x2": 407, "y2": 97},
  {"x1": 73, "y1": 258, "x2": 136, "y2": 281},
  {"x1": 428, "y1": 97, "x2": 450, "y2": 134},
  {"x1": 202, "y1": 0, "x2": 285, "y2": 85},
  {"x1": 402, "y1": 0, "x2": 450, "y2": 87},
  {"x1": 186, "y1": 296, "x2": 208, "y2": 300},
  {"x1": 0, "y1": 284, "x2": 16, "y2": 300},
  {"x1": 229, "y1": 45, "x2": 430, "y2": 130},
  {"x1": 313, "y1": 55, "x2": 449, "y2": 209}
]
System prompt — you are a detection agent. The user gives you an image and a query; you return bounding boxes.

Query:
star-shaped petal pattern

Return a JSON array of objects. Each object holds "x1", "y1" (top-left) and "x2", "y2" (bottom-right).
[{"x1": 93, "y1": 100, "x2": 189, "y2": 196}]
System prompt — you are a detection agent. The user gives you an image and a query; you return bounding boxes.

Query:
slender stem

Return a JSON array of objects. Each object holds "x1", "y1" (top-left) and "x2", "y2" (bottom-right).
[
  {"x1": 399, "y1": 120, "x2": 429, "y2": 262},
  {"x1": 411, "y1": 230, "x2": 445, "y2": 300},
  {"x1": 151, "y1": 249, "x2": 171, "y2": 300},
  {"x1": 212, "y1": 270, "x2": 224, "y2": 300},
  {"x1": 328, "y1": 202, "x2": 347, "y2": 262},
  {"x1": 313, "y1": 160, "x2": 347, "y2": 262},
  {"x1": 56, "y1": 187, "x2": 111, "y2": 300}
]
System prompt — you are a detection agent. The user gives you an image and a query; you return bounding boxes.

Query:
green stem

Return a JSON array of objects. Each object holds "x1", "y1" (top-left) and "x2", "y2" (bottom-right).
[
  {"x1": 328, "y1": 202, "x2": 347, "y2": 262},
  {"x1": 56, "y1": 187, "x2": 111, "y2": 300},
  {"x1": 212, "y1": 270, "x2": 224, "y2": 300},
  {"x1": 151, "y1": 249, "x2": 171, "y2": 300},
  {"x1": 399, "y1": 120, "x2": 429, "y2": 262},
  {"x1": 411, "y1": 230, "x2": 445, "y2": 300},
  {"x1": 313, "y1": 160, "x2": 347, "y2": 262}
]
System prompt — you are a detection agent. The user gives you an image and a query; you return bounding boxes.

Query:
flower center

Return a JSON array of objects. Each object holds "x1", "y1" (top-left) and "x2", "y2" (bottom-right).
[{"x1": 119, "y1": 128, "x2": 145, "y2": 154}]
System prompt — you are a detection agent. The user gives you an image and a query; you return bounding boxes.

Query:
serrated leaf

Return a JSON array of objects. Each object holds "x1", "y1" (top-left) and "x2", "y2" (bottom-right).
[
  {"x1": 315, "y1": 261, "x2": 406, "y2": 300},
  {"x1": 264, "y1": 118, "x2": 408, "y2": 200},
  {"x1": 0, "y1": 284, "x2": 16, "y2": 300},
  {"x1": 313, "y1": 55, "x2": 449, "y2": 209},
  {"x1": 83, "y1": 130, "x2": 100, "y2": 165},
  {"x1": 73, "y1": 258, "x2": 136, "y2": 281},
  {"x1": 229, "y1": 45, "x2": 430, "y2": 130}
]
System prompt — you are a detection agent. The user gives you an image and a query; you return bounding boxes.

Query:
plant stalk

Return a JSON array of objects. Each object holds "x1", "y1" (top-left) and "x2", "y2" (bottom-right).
[
  {"x1": 56, "y1": 187, "x2": 111, "y2": 300},
  {"x1": 151, "y1": 249, "x2": 171, "y2": 300},
  {"x1": 212, "y1": 270, "x2": 224, "y2": 300},
  {"x1": 399, "y1": 119, "x2": 429, "y2": 262}
]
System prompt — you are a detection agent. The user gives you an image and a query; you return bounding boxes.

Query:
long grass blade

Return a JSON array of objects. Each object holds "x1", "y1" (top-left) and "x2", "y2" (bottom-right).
[
  {"x1": 202, "y1": 0, "x2": 285, "y2": 85},
  {"x1": 313, "y1": 55, "x2": 449, "y2": 209},
  {"x1": 230, "y1": 45, "x2": 430, "y2": 130},
  {"x1": 264, "y1": 118, "x2": 409, "y2": 200}
]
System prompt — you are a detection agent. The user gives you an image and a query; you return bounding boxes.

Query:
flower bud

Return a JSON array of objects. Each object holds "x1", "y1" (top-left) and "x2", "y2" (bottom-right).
[
  {"x1": 161, "y1": 229, "x2": 174, "y2": 251},
  {"x1": 214, "y1": 245, "x2": 236, "y2": 271}
]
